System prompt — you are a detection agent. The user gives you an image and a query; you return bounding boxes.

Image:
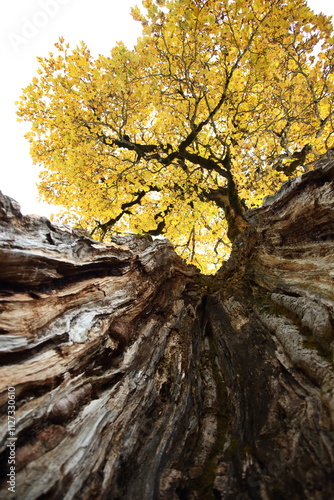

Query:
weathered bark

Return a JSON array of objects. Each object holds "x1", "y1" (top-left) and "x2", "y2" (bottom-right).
[{"x1": 0, "y1": 158, "x2": 333, "y2": 499}]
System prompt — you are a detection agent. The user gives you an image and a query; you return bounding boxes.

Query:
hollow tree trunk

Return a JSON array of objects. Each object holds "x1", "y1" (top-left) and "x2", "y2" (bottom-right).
[{"x1": 0, "y1": 158, "x2": 333, "y2": 500}]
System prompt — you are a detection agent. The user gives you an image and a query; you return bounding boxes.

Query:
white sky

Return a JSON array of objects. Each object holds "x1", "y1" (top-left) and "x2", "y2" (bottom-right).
[{"x1": 0, "y1": 0, "x2": 333, "y2": 217}]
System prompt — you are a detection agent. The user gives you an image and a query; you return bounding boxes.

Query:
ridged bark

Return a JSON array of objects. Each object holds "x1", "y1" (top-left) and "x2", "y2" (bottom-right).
[{"x1": 0, "y1": 158, "x2": 333, "y2": 499}]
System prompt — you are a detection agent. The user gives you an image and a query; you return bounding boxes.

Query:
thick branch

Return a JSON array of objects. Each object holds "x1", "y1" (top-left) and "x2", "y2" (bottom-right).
[
  {"x1": 93, "y1": 187, "x2": 158, "y2": 237},
  {"x1": 107, "y1": 134, "x2": 248, "y2": 241},
  {"x1": 180, "y1": 151, "x2": 229, "y2": 179}
]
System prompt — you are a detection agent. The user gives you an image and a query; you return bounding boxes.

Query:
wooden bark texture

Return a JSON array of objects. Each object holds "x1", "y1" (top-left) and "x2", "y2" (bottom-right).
[{"x1": 0, "y1": 158, "x2": 333, "y2": 499}]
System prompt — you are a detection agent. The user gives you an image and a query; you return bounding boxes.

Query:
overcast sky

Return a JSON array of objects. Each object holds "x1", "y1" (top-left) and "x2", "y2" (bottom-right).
[{"x1": 1, "y1": 0, "x2": 333, "y2": 217}]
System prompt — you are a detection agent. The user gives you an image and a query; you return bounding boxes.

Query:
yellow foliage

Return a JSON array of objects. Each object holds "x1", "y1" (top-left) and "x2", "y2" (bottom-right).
[{"x1": 17, "y1": 0, "x2": 334, "y2": 273}]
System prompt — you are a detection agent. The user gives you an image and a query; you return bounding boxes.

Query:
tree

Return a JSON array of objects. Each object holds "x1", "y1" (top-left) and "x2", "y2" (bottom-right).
[
  {"x1": 0, "y1": 158, "x2": 334, "y2": 499},
  {"x1": 16, "y1": 0, "x2": 334, "y2": 272}
]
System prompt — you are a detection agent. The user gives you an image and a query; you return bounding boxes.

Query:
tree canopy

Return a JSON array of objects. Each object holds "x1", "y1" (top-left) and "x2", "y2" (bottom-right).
[{"x1": 17, "y1": 0, "x2": 334, "y2": 272}]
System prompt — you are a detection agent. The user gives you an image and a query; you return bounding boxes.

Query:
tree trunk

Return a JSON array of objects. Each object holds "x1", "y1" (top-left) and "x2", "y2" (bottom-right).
[{"x1": 0, "y1": 158, "x2": 333, "y2": 500}]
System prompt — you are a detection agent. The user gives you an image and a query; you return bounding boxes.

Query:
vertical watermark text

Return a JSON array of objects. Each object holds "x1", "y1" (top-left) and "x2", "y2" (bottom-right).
[{"x1": 7, "y1": 387, "x2": 16, "y2": 494}]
